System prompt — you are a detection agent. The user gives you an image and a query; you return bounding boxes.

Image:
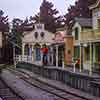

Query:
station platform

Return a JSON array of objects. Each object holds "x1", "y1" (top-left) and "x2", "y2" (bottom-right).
[{"x1": 18, "y1": 68, "x2": 100, "y2": 100}]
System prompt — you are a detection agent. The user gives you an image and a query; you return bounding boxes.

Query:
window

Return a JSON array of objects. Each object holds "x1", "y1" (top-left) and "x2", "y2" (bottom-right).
[
  {"x1": 98, "y1": 19, "x2": 100, "y2": 28},
  {"x1": 40, "y1": 32, "x2": 45, "y2": 38},
  {"x1": 37, "y1": 25, "x2": 42, "y2": 29},
  {"x1": 75, "y1": 27, "x2": 79, "y2": 40},
  {"x1": 74, "y1": 46, "x2": 80, "y2": 59},
  {"x1": 34, "y1": 32, "x2": 38, "y2": 39},
  {"x1": 24, "y1": 44, "x2": 29, "y2": 55}
]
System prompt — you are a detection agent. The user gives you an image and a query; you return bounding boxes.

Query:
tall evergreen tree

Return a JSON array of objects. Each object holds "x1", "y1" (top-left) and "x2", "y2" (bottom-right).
[
  {"x1": 10, "y1": 18, "x2": 23, "y2": 48},
  {"x1": 30, "y1": 0, "x2": 63, "y2": 33},
  {"x1": 64, "y1": 0, "x2": 92, "y2": 27},
  {"x1": 9, "y1": 18, "x2": 33, "y2": 55},
  {"x1": 0, "y1": 10, "x2": 13, "y2": 63},
  {"x1": 0, "y1": 10, "x2": 9, "y2": 32},
  {"x1": 8, "y1": 18, "x2": 24, "y2": 55},
  {"x1": 0, "y1": 9, "x2": 9, "y2": 47}
]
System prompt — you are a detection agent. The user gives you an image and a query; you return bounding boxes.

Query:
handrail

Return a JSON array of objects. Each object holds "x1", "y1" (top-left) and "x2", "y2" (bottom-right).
[
  {"x1": 80, "y1": 28, "x2": 100, "y2": 41},
  {"x1": 15, "y1": 55, "x2": 32, "y2": 64}
]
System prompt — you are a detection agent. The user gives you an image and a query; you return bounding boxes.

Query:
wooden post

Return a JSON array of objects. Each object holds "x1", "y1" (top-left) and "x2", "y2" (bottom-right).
[
  {"x1": 56, "y1": 45, "x2": 58, "y2": 67},
  {"x1": 89, "y1": 43, "x2": 92, "y2": 76},
  {"x1": 13, "y1": 45, "x2": 16, "y2": 68},
  {"x1": 93, "y1": 43, "x2": 96, "y2": 66},
  {"x1": 22, "y1": 43, "x2": 25, "y2": 57},
  {"x1": 32, "y1": 45, "x2": 34, "y2": 63},
  {"x1": 51, "y1": 47, "x2": 54, "y2": 65},
  {"x1": 80, "y1": 45, "x2": 82, "y2": 72}
]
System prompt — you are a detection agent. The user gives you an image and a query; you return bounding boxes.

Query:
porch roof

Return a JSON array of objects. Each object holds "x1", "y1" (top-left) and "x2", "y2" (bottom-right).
[
  {"x1": 50, "y1": 42, "x2": 64, "y2": 47},
  {"x1": 75, "y1": 18, "x2": 92, "y2": 28}
]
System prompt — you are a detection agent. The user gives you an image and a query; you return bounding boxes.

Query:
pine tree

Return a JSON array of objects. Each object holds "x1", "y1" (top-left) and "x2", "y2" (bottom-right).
[
  {"x1": 64, "y1": 0, "x2": 92, "y2": 26},
  {"x1": 0, "y1": 10, "x2": 9, "y2": 32},
  {"x1": 9, "y1": 18, "x2": 33, "y2": 55},
  {"x1": 0, "y1": 10, "x2": 13, "y2": 63},
  {"x1": 30, "y1": 0, "x2": 63, "y2": 33}
]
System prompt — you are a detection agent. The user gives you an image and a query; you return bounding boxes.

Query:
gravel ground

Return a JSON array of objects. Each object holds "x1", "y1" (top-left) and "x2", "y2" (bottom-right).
[{"x1": 1, "y1": 69, "x2": 62, "y2": 100}]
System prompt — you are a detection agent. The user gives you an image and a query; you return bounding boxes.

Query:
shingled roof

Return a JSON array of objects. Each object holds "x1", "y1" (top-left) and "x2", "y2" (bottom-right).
[
  {"x1": 75, "y1": 18, "x2": 92, "y2": 28},
  {"x1": 89, "y1": 0, "x2": 99, "y2": 9}
]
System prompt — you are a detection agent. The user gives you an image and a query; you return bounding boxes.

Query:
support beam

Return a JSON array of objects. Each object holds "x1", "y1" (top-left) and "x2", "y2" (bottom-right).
[
  {"x1": 62, "y1": 47, "x2": 65, "y2": 68},
  {"x1": 51, "y1": 47, "x2": 54, "y2": 65},
  {"x1": 40, "y1": 44, "x2": 43, "y2": 65},
  {"x1": 32, "y1": 45, "x2": 34, "y2": 63},
  {"x1": 22, "y1": 43, "x2": 25, "y2": 56},
  {"x1": 29, "y1": 45, "x2": 32, "y2": 63},
  {"x1": 56, "y1": 45, "x2": 58, "y2": 67},
  {"x1": 93, "y1": 43, "x2": 96, "y2": 66},
  {"x1": 89, "y1": 43, "x2": 92, "y2": 76},
  {"x1": 82, "y1": 45, "x2": 85, "y2": 70},
  {"x1": 80, "y1": 45, "x2": 82, "y2": 72},
  {"x1": 13, "y1": 45, "x2": 16, "y2": 68},
  {"x1": 29, "y1": 45, "x2": 32, "y2": 56}
]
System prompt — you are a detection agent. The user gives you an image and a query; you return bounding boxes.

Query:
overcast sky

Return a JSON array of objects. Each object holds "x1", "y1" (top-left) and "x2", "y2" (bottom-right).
[{"x1": 0, "y1": 0, "x2": 76, "y2": 21}]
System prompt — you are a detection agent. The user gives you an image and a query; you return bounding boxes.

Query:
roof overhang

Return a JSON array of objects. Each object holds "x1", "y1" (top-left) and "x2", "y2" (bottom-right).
[
  {"x1": 89, "y1": 0, "x2": 100, "y2": 10},
  {"x1": 50, "y1": 42, "x2": 64, "y2": 46}
]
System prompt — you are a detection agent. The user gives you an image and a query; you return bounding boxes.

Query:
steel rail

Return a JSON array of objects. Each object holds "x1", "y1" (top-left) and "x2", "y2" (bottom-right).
[
  {"x1": 0, "y1": 77, "x2": 24, "y2": 100},
  {"x1": 7, "y1": 68, "x2": 90, "y2": 100}
]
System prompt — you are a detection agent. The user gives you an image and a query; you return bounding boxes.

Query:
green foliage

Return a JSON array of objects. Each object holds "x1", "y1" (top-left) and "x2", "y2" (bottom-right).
[
  {"x1": 0, "y1": 9, "x2": 9, "y2": 32},
  {"x1": 30, "y1": 0, "x2": 63, "y2": 33},
  {"x1": 9, "y1": 18, "x2": 30, "y2": 48},
  {"x1": 10, "y1": 18, "x2": 23, "y2": 48},
  {"x1": 64, "y1": 0, "x2": 92, "y2": 28}
]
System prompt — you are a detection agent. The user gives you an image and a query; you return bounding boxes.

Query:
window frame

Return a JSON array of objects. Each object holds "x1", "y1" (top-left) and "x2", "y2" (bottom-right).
[
  {"x1": 40, "y1": 32, "x2": 45, "y2": 38},
  {"x1": 75, "y1": 27, "x2": 79, "y2": 40},
  {"x1": 34, "y1": 32, "x2": 38, "y2": 39}
]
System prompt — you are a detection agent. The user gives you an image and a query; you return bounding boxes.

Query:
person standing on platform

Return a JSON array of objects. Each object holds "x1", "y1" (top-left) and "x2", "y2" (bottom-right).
[{"x1": 41, "y1": 44, "x2": 48, "y2": 65}]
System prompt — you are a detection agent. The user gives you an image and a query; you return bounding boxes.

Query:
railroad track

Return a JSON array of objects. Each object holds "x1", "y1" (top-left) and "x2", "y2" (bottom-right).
[
  {"x1": 0, "y1": 77, "x2": 24, "y2": 100},
  {"x1": 7, "y1": 68, "x2": 92, "y2": 100}
]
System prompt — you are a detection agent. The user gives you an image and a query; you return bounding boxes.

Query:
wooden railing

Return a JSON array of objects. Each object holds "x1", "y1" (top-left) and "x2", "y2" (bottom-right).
[
  {"x1": 15, "y1": 55, "x2": 32, "y2": 63},
  {"x1": 81, "y1": 29, "x2": 100, "y2": 42},
  {"x1": 16, "y1": 62, "x2": 100, "y2": 97}
]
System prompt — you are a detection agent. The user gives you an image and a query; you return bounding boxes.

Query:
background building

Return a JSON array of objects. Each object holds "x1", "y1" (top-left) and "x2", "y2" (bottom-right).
[
  {"x1": 17, "y1": 23, "x2": 54, "y2": 65},
  {"x1": 72, "y1": 18, "x2": 92, "y2": 70}
]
